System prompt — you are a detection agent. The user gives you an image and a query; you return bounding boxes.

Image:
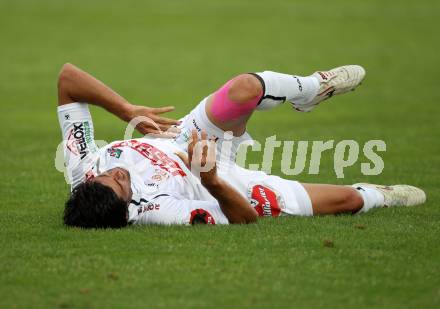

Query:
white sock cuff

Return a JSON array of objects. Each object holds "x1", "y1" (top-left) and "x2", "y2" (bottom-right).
[
  {"x1": 254, "y1": 71, "x2": 319, "y2": 110},
  {"x1": 353, "y1": 185, "x2": 385, "y2": 213}
]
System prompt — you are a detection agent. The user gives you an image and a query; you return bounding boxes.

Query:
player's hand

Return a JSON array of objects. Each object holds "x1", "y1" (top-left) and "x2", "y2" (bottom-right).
[
  {"x1": 186, "y1": 129, "x2": 218, "y2": 185},
  {"x1": 126, "y1": 105, "x2": 181, "y2": 138}
]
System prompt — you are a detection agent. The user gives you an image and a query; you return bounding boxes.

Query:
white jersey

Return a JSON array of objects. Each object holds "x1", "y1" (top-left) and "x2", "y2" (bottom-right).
[
  {"x1": 57, "y1": 100, "x2": 314, "y2": 226},
  {"x1": 57, "y1": 103, "x2": 228, "y2": 225}
]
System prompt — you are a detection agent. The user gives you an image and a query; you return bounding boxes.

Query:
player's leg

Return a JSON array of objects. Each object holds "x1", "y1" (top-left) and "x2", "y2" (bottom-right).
[
  {"x1": 205, "y1": 65, "x2": 366, "y2": 136},
  {"x1": 302, "y1": 182, "x2": 426, "y2": 215},
  {"x1": 225, "y1": 165, "x2": 425, "y2": 217},
  {"x1": 205, "y1": 74, "x2": 263, "y2": 136},
  {"x1": 302, "y1": 183, "x2": 369, "y2": 214},
  {"x1": 205, "y1": 72, "x2": 318, "y2": 136}
]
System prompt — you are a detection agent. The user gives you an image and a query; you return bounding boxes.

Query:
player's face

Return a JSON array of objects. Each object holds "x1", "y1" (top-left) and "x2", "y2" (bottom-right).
[{"x1": 92, "y1": 167, "x2": 133, "y2": 202}]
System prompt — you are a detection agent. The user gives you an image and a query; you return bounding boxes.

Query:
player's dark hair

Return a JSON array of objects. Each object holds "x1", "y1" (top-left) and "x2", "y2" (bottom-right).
[{"x1": 64, "y1": 181, "x2": 128, "y2": 229}]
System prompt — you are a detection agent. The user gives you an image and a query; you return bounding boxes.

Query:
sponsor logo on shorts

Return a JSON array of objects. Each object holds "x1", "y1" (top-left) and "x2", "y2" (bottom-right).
[
  {"x1": 189, "y1": 209, "x2": 216, "y2": 225},
  {"x1": 248, "y1": 185, "x2": 281, "y2": 217}
]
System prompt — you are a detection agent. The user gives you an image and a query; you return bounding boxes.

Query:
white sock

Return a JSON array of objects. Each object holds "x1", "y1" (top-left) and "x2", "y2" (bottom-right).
[
  {"x1": 254, "y1": 71, "x2": 320, "y2": 110},
  {"x1": 353, "y1": 185, "x2": 385, "y2": 213}
]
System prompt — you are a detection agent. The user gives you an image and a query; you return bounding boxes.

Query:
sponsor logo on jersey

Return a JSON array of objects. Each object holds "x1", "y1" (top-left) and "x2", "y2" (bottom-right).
[
  {"x1": 151, "y1": 174, "x2": 163, "y2": 182},
  {"x1": 107, "y1": 147, "x2": 123, "y2": 158},
  {"x1": 190, "y1": 209, "x2": 216, "y2": 225},
  {"x1": 111, "y1": 140, "x2": 186, "y2": 177},
  {"x1": 248, "y1": 185, "x2": 281, "y2": 217},
  {"x1": 151, "y1": 168, "x2": 170, "y2": 182},
  {"x1": 137, "y1": 202, "x2": 161, "y2": 215},
  {"x1": 67, "y1": 121, "x2": 92, "y2": 160}
]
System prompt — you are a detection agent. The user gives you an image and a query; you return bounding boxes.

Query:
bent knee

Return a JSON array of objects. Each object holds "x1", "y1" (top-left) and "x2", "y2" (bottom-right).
[{"x1": 227, "y1": 74, "x2": 263, "y2": 103}]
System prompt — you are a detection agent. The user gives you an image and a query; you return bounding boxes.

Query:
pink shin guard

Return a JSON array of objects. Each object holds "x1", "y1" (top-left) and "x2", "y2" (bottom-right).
[{"x1": 210, "y1": 78, "x2": 262, "y2": 122}]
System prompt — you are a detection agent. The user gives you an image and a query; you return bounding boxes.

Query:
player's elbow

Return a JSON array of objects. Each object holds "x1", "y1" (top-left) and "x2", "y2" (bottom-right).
[
  {"x1": 57, "y1": 63, "x2": 77, "y2": 105},
  {"x1": 246, "y1": 212, "x2": 258, "y2": 224},
  {"x1": 58, "y1": 63, "x2": 75, "y2": 88},
  {"x1": 236, "y1": 209, "x2": 258, "y2": 224}
]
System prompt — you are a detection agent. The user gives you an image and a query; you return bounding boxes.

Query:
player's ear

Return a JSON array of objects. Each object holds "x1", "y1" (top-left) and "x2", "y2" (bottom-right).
[{"x1": 115, "y1": 169, "x2": 125, "y2": 180}]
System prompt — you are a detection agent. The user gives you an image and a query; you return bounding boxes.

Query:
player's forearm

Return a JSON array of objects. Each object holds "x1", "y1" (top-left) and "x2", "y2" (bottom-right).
[
  {"x1": 58, "y1": 63, "x2": 133, "y2": 121},
  {"x1": 202, "y1": 177, "x2": 258, "y2": 224}
]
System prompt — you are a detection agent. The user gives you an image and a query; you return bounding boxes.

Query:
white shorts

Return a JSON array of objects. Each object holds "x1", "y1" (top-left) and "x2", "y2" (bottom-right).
[
  {"x1": 174, "y1": 97, "x2": 313, "y2": 217},
  {"x1": 223, "y1": 165, "x2": 313, "y2": 216},
  {"x1": 175, "y1": 97, "x2": 253, "y2": 163}
]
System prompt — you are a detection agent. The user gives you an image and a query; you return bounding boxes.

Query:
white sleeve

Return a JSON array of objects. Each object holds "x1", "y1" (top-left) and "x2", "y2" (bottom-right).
[
  {"x1": 129, "y1": 195, "x2": 229, "y2": 225},
  {"x1": 57, "y1": 103, "x2": 99, "y2": 189}
]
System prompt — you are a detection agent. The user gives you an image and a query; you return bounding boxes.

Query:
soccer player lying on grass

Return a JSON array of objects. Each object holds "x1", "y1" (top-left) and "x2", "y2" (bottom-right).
[{"x1": 57, "y1": 63, "x2": 426, "y2": 228}]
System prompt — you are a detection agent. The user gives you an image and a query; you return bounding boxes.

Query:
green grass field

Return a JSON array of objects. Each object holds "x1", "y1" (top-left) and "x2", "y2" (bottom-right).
[{"x1": 1, "y1": 0, "x2": 439, "y2": 308}]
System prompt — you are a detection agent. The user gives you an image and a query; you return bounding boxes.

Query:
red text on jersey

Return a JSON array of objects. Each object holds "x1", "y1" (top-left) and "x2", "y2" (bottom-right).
[{"x1": 111, "y1": 140, "x2": 186, "y2": 177}]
